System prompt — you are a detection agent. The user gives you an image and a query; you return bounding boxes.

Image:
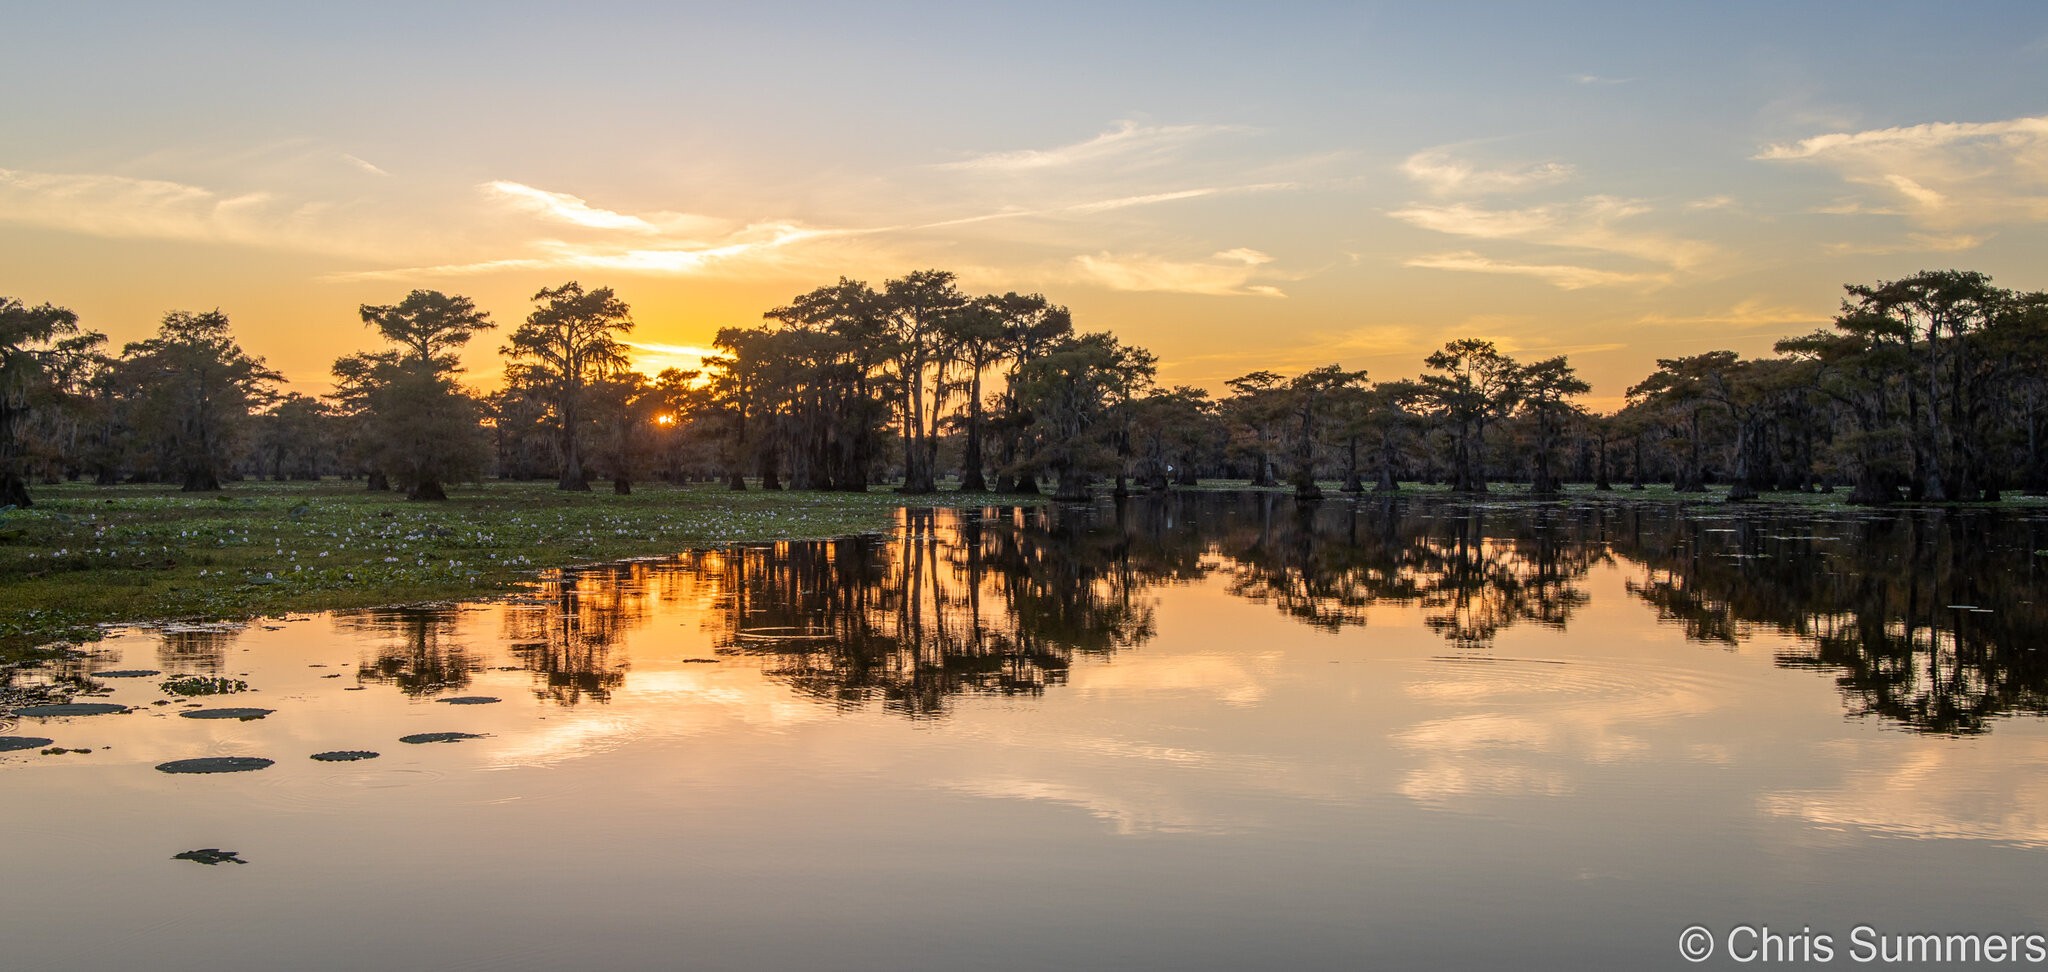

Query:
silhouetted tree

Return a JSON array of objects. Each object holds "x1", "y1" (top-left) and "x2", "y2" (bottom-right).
[
  {"x1": 502, "y1": 282, "x2": 633, "y2": 491},
  {"x1": 0, "y1": 297, "x2": 99, "y2": 506},
  {"x1": 119, "y1": 310, "x2": 281, "y2": 491}
]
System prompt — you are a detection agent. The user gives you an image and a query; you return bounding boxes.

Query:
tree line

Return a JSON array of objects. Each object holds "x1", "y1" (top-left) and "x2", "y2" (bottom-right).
[{"x1": 3, "y1": 267, "x2": 2044, "y2": 508}]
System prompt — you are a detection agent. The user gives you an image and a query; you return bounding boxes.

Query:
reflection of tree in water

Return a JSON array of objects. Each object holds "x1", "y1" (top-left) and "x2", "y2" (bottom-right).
[
  {"x1": 310, "y1": 491, "x2": 2048, "y2": 735},
  {"x1": 155, "y1": 625, "x2": 238, "y2": 673},
  {"x1": 500, "y1": 565, "x2": 639, "y2": 704},
  {"x1": 1612, "y1": 506, "x2": 2048, "y2": 734},
  {"x1": 343, "y1": 607, "x2": 475, "y2": 696},
  {"x1": 1202, "y1": 494, "x2": 1603, "y2": 646},
  {"x1": 683, "y1": 506, "x2": 1171, "y2": 717}
]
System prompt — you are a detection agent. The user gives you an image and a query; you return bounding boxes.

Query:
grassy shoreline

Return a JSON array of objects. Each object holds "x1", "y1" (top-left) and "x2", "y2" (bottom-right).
[
  {"x1": 4, "y1": 478, "x2": 2042, "y2": 655},
  {"x1": 0, "y1": 480, "x2": 1040, "y2": 655}
]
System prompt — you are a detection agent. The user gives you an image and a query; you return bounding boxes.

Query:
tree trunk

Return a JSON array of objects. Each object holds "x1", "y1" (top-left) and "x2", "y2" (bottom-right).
[
  {"x1": 613, "y1": 477, "x2": 631, "y2": 495},
  {"x1": 0, "y1": 472, "x2": 31, "y2": 508},
  {"x1": 409, "y1": 479, "x2": 448, "y2": 501},
  {"x1": 961, "y1": 373, "x2": 987, "y2": 491}
]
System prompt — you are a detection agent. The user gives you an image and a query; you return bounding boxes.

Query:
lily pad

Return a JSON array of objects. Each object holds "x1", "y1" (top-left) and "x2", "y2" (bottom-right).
[
  {"x1": 160, "y1": 676, "x2": 248, "y2": 697},
  {"x1": 436, "y1": 696, "x2": 500, "y2": 705},
  {"x1": 14, "y1": 703, "x2": 129, "y2": 718},
  {"x1": 399, "y1": 732, "x2": 486, "y2": 744},
  {"x1": 309, "y1": 750, "x2": 380, "y2": 762},
  {"x1": 0, "y1": 736, "x2": 55, "y2": 752},
  {"x1": 178, "y1": 707, "x2": 275, "y2": 721},
  {"x1": 156, "y1": 756, "x2": 274, "y2": 774},
  {"x1": 93, "y1": 670, "x2": 161, "y2": 678},
  {"x1": 173, "y1": 848, "x2": 247, "y2": 865}
]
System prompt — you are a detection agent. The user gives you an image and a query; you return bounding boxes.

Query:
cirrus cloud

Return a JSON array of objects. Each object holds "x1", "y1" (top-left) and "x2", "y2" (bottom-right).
[{"x1": 1070, "y1": 248, "x2": 1290, "y2": 298}]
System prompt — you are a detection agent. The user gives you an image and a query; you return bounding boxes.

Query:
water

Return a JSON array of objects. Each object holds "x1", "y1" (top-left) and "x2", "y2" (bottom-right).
[{"x1": 5, "y1": 494, "x2": 2048, "y2": 970}]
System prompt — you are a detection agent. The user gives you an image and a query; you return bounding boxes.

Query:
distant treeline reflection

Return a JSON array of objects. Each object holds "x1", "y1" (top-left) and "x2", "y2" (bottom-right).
[{"x1": 326, "y1": 494, "x2": 2048, "y2": 733}]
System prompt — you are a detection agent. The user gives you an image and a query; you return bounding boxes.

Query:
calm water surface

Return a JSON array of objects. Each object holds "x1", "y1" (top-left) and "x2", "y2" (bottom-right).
[{"x1": 5, "y1": 494, "x2": 2048, "y2": 970}]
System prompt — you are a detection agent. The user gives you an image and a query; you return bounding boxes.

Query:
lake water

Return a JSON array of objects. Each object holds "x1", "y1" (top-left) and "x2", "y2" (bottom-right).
[{"x1": 5, "y1": 493, "x2": 2048, "y2": 970}]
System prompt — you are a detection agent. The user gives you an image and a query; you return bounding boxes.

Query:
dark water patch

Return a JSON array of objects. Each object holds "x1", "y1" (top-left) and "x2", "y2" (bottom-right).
[
  {"x1": 0, "y1": 736, "x2": 55, "y2": 751},
  {"x1": 173, "y1": 848, "x2": 246, "y2": 865},
  {"x1": 437, "y1": 696, "x2": 499, "y2": 705},
  {"x1": 400, "y1": 732, "x2": 486, "y2": 744},
  {"x1": 310, "y1": 750, "x2": 380, "y2": 762},
  {"x1": 155, "y1": 756, "x2": 273, "y2": 774},
  {"x1": 92, "y1": 670, "x2": 160, "y2": 678},
  {"x1": 178, "y1": 707, "x2": 275, "y2": 721},
  {"x1": 14, "y1": 703, "x2": 128, "y2": 718}
]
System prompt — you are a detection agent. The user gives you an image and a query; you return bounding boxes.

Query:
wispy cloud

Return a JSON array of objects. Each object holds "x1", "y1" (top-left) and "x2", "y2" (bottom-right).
[
  {"x1": 1391, "y1": 196, "x2": 1716, "y2": 270},
  {"x1": 1401, "y1": 149, "x2": 1574, "y2": 197},
  {"x1": 1071, "y1": 248, "x2": 1289, "y2": 297},
  {"x1": 1571, "y1": 73, "x2": 1634, "y2": 85},
  {"x1": 1823, "y1": 231, "x2": 1986, "y2": 256},
  {"x1": 486, "y1": 181, "x2": 666, "y2": 233},
  {"x1": 622, "y1": 340, "x2": 716, "y2": 376},
  {"x1": 1637, "y1": 298, "x2": 1829, "y2": 330},
  {"x1": 1757, "y1": 114, "x2": 2048, "y2": 226},
  {"x1": 1404, "y1": 251, "x2": 1669, "y2": 290},
  {"x1": 913, "y1": 181, "x2": 1298, "y2": 231},
  {"x1": 937, "y1": 120, "x2": 1244, "y2": 173},
  {"x1": 331, "y1": 222, "x2": 833, "y2": 281},
  {"x1": 342, "y1": 154, "x2": 390, "y2": 177},
  {"x1": 0, "y1": 166, "x2": 386, "y2": 259}
]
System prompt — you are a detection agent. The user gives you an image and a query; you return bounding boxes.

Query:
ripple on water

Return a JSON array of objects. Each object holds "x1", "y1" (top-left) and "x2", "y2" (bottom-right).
[{"x1": 317, "y1": 768, "x2": 447, "y2": 790}]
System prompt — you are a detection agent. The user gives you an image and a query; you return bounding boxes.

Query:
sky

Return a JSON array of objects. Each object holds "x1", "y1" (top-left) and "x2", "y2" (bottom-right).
[{"x1": 4, "y1": 1, "x2": 2048, "y2": 408}]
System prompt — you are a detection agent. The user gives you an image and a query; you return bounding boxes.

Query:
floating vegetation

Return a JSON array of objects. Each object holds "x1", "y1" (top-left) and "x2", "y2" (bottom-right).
[
  {"x1": 40, "y1": 747, "x2": 92, "y2": 755},
  {"x1": 436, "y1": 696, "x2": 500, "y2": 705},
  {"x1": 0, "y1": 736, "x2": 55, "y2": 751},
  {"x1": 155, "y1": 756, "x2": 273, "y2": 774},
  {"x1": 309, "y1": 750, "x2": 379, "y2": 761},
  {"x1": 173, "y1": 848, "x2": 247, "y2": 865},
  {"x1": 13, "y1": 702, "x2": 128, "y2": 717},
  {"x1": 177, "y1": 707, "x2": 275, "y2": 721},
  {"x1": 399, "y1": 732, "x2": 486, "y2": 744},
  {"x1": 160, "y1": 676, "x2": 249, "y2": 696},
  {"x1": 92, "y1": 669, "x2": 160, "y2": 678}
]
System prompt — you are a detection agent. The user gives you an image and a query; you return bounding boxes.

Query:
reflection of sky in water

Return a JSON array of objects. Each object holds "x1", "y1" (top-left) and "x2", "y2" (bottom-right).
[{"x1": 5, "y1": 496, "x2": 2048, "y2": 970}]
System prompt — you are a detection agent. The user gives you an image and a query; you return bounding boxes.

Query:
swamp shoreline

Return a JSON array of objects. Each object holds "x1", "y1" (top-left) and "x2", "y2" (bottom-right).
[{"x1": 4, "y1": 479, "x2": 2042, "y2": 656}]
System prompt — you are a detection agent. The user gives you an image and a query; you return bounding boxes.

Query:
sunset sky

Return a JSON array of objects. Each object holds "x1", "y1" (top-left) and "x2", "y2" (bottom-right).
[{"x1": 5, "y1": 2, "x2": 2047, "y2": 407}]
